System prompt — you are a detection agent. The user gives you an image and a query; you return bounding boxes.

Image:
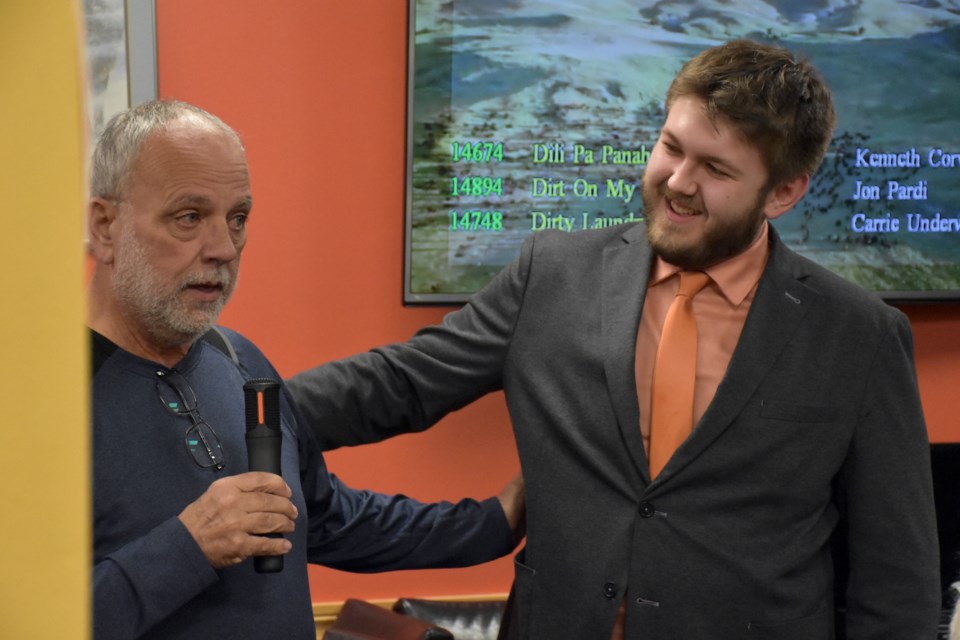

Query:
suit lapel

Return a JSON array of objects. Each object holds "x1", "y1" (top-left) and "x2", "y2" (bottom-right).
[
  {"x1": 601, "y1": 223, "x2": 653, "y2": 480},
  {"x1": 661, "y1": 230, "x2": 819, "y2": 478}
]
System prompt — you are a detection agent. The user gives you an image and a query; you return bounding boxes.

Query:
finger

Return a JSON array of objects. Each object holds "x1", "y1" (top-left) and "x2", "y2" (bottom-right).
[
  {"x1": 242, "y1": 490, "x2": 299, "y2": 521},
  {"x1": 244, "y1": 511, "x2": 297, "y2": 535},
  {"x1": 225, "y1": 471, "x2": 292, "y2": 497},
  {"x1": 246, "y1": 534, "x2": 293, "y2": 559},
  {"x1": 207, "y1": 533, "x2": 293, "y2": 569},
  {"x1": 186, "y1": 480, "x2": 291, "y2": 522}
]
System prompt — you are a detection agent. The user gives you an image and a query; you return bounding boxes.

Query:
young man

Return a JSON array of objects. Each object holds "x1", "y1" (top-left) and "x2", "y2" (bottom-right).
[
  {"x1": 87, "y1": 100, "x2": 524, "y2": 640},
  {"x1": 288, "y1": 40, "x2": 940, "y2": 638}
]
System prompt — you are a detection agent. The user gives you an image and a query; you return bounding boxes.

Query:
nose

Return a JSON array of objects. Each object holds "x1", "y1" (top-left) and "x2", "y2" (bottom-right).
[
  {"x1": 202, "y1": 218, "x2": 241, "y2": 264},
  {"x1": 666, "y1": 158, "x2": 697, "y2": 196}
]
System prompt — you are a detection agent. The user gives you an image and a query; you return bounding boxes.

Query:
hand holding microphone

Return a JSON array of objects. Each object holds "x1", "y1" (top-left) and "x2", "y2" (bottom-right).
[{"x1": 244, "y1": 378, "x2": 285, "y2": 573}]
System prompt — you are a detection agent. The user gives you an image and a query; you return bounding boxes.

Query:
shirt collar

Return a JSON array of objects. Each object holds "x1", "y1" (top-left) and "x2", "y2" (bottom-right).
[{"x1": 650, "y1": 222, "x2": 770, "y2": 307}]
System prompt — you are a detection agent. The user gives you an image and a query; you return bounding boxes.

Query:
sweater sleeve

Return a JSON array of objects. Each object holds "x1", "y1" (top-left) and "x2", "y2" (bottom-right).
[
  {"x1": 290, "y1": 390, "x2": 518, "y2": 571},
  {"x1": 306, "y1": 474, "x2": 516, "y2": 572},
  {"x1": 93, "y1": 516, "x2": 218, "y2": 640}
]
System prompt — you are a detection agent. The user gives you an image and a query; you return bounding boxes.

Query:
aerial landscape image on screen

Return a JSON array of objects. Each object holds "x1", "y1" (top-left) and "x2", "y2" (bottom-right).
[{"x1": 406, "y1": 0, "x2": 960, "y2": 302}]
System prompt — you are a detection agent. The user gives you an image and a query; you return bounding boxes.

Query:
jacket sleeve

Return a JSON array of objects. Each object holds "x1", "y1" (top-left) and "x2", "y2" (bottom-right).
[
  {"x1": 93, "y1": 517, "x2": 218, "y2": 640},
  {"x1": 285, "y1": 233, "x2": 535, "y2": 451},
  {"x1": 839, "y1": 310, "x2": 941, "y2": 638}
]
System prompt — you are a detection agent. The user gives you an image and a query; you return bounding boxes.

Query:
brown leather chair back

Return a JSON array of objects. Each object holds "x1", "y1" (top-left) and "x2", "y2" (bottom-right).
[{"x1": 324, "y1": 598, "x2": 454, "y2": 640}]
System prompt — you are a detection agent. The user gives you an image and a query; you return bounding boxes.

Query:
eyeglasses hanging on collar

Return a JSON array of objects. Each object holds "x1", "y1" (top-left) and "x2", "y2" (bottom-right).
[{"x1": 156, "y1": 370, "x2": 226, "y2": 471}]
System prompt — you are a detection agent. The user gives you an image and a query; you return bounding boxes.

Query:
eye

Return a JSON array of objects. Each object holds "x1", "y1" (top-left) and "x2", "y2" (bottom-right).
[
  {"x1": 175, "y1": 211, "x2": 202, "y2": 226},
  {"x1": 228, "y1": 212, "x2": 249, "y2": 231},
  {"x1": 706, "y1": 163, "x2": 731, "y2": 178},
  {"x1": 660, "y1": 141, "x2": 681, "y2": 156}
]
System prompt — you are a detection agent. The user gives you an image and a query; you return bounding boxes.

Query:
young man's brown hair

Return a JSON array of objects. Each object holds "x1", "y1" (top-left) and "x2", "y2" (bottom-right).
[{"x1": 666, "y1": 39, "x2": 836, "y2": 189}]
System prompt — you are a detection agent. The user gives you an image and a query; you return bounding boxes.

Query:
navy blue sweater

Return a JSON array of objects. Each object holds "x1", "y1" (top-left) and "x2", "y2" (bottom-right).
[{"x1": 91, "y1": 327, "x2": 513, "y2": 639}]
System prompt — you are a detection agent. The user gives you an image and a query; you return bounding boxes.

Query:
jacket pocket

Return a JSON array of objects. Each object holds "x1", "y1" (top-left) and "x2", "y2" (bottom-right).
[{"x1": 760, "y1": 399, "x2": 837, "y2": 424}]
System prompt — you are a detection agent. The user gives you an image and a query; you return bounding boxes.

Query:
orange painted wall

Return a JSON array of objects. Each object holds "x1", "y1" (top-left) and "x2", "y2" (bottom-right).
[
  {"x1": 155, "y1": 0, "x2": 518, "y2": 602},
  {"x1": 155, "y1": 0, "x2": 960, "y2": 605},
  {"x1": 901, "y1": 304, "x2": 960, "y2": 444}
]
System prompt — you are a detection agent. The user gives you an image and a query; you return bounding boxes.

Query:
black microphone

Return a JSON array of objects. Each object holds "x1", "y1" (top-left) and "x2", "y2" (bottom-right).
[{"x1": 243, "y1": 378, "x2": 284, "y2": 573}]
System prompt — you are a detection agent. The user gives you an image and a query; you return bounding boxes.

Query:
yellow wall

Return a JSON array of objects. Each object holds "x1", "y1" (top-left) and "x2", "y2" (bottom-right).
[{"x1": 0, "y1": 1, "x2": 89, "y2": 637}]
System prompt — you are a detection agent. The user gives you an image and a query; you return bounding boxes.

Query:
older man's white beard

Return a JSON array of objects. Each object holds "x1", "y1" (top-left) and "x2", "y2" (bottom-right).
[{"x1": 111, "y1": 226, "x2": 236, "y2": 348}]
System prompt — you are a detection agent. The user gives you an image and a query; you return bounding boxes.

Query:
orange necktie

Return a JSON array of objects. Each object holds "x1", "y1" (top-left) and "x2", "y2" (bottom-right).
[{"x1": 648, "y1": 270, "x2": 710, "y2": 478}]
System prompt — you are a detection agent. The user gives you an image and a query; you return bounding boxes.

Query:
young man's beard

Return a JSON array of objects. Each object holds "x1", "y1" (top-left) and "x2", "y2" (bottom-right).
[
  {"x1": 111, "y1": 225, "x2": 236, "y2": 348},
  {"x1": 642, "y1": 179, "x2": 768, "y2": 270}
]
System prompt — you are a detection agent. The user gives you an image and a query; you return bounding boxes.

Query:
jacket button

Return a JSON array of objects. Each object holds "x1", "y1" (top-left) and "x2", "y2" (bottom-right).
[
  {"x1": 639, "y1": 502, "x2": 656, "y2": 518},
  {"x1": 603, "y1": 582, "x2": 618, "y2": 599}
]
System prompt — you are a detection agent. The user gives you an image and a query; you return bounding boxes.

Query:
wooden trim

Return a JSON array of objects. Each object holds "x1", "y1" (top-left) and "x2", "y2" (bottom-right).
[{"x1": 313, "y1": 593, "x2": 509, "y2": 637}]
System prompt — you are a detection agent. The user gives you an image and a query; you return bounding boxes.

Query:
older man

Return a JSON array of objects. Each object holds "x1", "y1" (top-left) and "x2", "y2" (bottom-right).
[{"x1": 87, "y1": 99, "x2": 523, "y2": 640}]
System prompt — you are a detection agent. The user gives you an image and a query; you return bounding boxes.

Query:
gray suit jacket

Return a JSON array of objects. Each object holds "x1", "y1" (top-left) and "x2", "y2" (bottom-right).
[{"x1": 288, "y1": 222, "x2": 939, "y2": 639}]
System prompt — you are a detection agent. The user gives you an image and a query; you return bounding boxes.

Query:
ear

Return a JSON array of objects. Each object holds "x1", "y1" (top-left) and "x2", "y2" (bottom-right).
[
  {"x1": 87, "y1": 197, "x2": 121, "y2": 265},
  {"x1": 763, "y1": 174, "x2": 810, "y2": 220}
]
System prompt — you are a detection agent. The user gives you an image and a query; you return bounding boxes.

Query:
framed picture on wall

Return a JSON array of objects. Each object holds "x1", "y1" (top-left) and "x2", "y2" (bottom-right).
[{"x1": 83, "y1": 0, "x2": 157, "y2": 140}]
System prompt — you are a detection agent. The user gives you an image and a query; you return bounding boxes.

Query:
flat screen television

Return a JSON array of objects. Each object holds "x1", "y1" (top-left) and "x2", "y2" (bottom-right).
[{"x1": 403, "y1": 0, "x2": 960, "y2": 304}]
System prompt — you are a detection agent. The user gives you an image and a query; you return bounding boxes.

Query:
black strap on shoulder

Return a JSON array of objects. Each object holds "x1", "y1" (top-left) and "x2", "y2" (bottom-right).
[
  {"x1": 202, "y1": 326, "x2": 240, "y2": 365},
  {"x1": 91, "y1": 327, "x2": 240, "y2": 377}
]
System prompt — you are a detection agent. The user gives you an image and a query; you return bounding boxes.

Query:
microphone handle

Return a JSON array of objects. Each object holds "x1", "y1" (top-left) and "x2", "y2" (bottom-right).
[
  {"x1": 247, "y1": 430, "x2": 283, "y2": 573},
  {"x1": 244, "y1": 379, "x2": 284, "y2": 574},
  {"x1": 246, "y1": 433, "x2": 282, "y2": 475}
]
